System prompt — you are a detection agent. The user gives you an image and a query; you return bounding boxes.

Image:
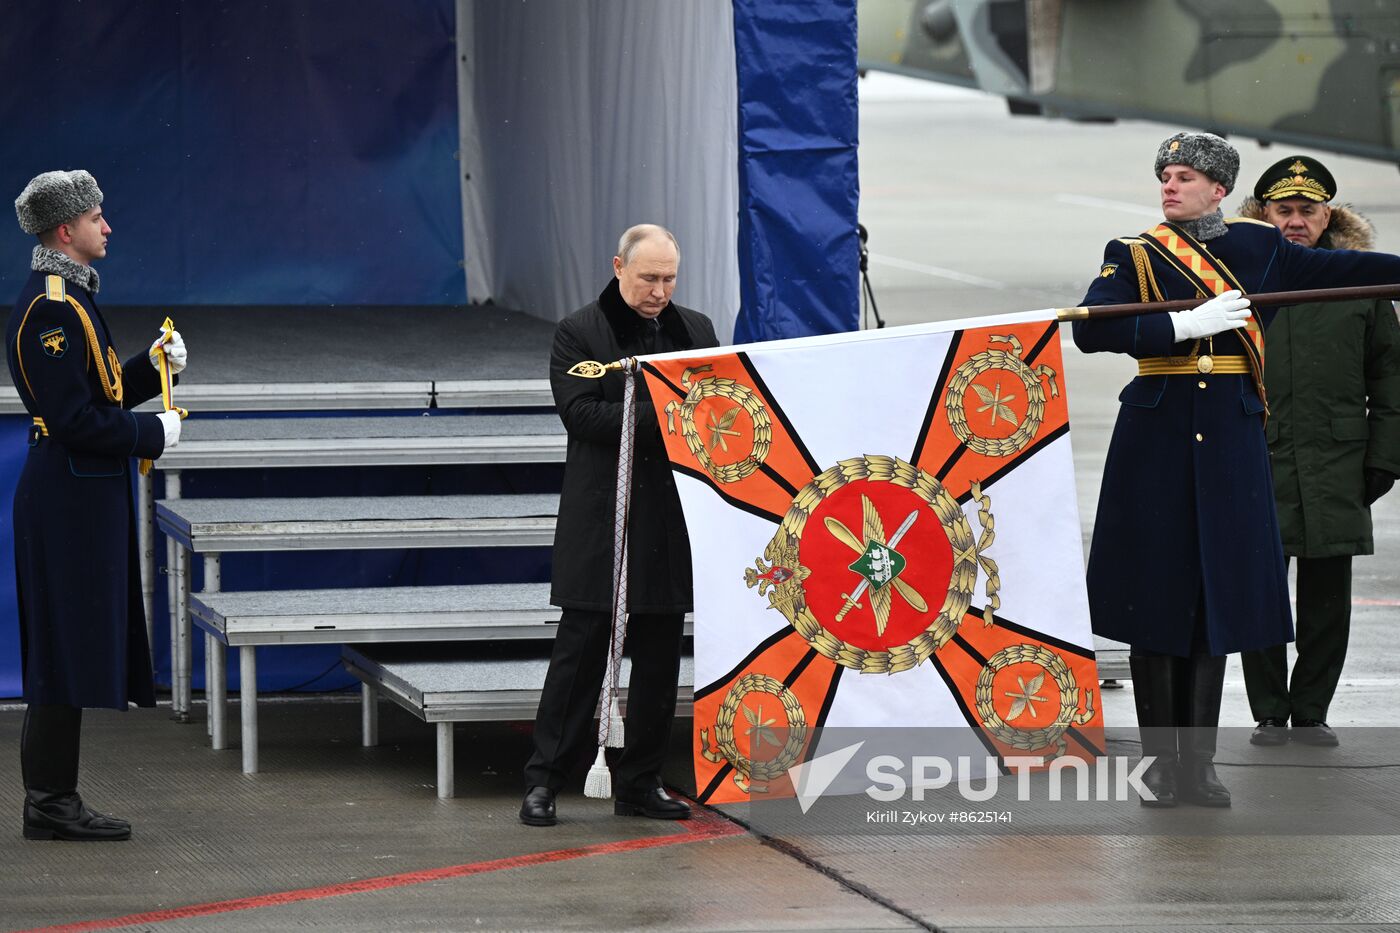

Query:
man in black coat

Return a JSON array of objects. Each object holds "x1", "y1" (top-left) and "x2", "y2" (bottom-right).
[
  {"x1": 521, "y1": 224, "x2": 719, "y2": 826},
  {"x1": 7, "y1": 170, "x2": 186, "y2": 840}
]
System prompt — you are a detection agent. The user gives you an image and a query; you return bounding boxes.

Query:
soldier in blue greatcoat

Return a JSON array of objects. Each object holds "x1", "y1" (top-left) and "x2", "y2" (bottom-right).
[
  {"x1": 6, "y1": 170, "x2": 187, "y2": 840},
  {"x1": 1073, "y1": 133, "x2": 1400, "y2": 808}
]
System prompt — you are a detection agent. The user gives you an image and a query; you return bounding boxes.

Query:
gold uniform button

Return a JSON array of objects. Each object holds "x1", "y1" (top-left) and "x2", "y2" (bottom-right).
[
  {"x1": 1195, "y1": 433, "x2": 1204, "y2": 442},
  {"x1": 1198, "y1": 380, "x2": 1207, "y2": 389}
]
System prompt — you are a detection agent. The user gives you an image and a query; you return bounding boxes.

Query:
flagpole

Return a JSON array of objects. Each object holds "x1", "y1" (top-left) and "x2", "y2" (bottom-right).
[
  {"x1": 564, "y1": 283, "x2": 1400, "y2": 378},
  {"x1": 1055, "y1": 283, "x2": 1400, "y2": 321}
]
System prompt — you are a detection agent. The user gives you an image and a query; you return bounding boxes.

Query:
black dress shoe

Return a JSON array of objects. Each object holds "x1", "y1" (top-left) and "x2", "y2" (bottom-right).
[
  {"x1": 519, "y1": 786, "x2": 557, "y2": 827},
  {"x1": 1250, "y1": 717, "x2": 1290, "y2": 747},
  {"x1": 23, "y1": 795, "x2": 131, "y2": 841},
  {"x1": 1292, "y1": 718, "x2": 1340, "y2": 747},
  {"x1": 614, "y1": 786, "x2": 691, "y2": 820},
  {"x1": 1180, "y1": 759, "x2": 1231, "y2": 808}
]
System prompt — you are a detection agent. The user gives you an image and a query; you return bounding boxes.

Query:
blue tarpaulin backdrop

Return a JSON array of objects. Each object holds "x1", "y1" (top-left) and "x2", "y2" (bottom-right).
[
  {"x1": 732, "y1": 0, "x2": 861, "y2": 341},
  {"x1": 0, "y1": 0, "x2": 466, "y2": 307}
]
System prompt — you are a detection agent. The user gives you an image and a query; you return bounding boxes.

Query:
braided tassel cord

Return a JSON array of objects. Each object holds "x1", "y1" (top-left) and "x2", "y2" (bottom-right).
[{"x1": 585, "y1": 360, "x2": 637, "y2": 798}]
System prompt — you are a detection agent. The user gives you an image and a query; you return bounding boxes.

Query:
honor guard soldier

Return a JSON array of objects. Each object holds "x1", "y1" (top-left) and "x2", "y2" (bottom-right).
[
  {"x1": 7, "y1": 170, "x2": 187, "y2": 840},
  {"x1": 520, "y1": 225, "x2": 718, "y2": 826},
  {"x1": 1238, "y1": 157, "x2": 1400, "y2": 748},
  {"x1": 1073, "y1": 133, "x2": 1400, "y2": 808}
]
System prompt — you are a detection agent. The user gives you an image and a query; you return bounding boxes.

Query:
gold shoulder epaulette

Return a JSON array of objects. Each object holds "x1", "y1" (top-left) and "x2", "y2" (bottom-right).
[
  {"x1": 1226, "y1": 217, "x2": 1274, "y2": 228},
  {"x1": 44, "y1": 274, "x2": 65, "y2": 302}
]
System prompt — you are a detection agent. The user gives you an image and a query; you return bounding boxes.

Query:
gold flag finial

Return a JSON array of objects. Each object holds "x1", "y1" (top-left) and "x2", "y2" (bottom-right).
[{"x1": 567, "y1": 358, "x2": 637, "y2": 378}]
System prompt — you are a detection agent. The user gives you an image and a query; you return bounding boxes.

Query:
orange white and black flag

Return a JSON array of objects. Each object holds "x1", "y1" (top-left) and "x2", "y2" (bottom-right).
[{"x1": 640, "y1": 313, "x2": 1103, "y2": 805}]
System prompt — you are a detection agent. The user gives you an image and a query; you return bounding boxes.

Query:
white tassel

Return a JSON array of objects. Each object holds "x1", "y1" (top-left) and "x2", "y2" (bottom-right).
[
  {"x1": 583, "y1": 747, "x2": 612, "y2": 798},
  {"x1": 605, "y1": 697, "x2": 625, "y2": 749}
]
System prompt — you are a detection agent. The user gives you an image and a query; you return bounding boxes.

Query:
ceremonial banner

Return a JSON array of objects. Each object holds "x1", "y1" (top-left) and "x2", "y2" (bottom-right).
[{"x1": 639, "y1": 312, "x2": 1104, "y2": 805}]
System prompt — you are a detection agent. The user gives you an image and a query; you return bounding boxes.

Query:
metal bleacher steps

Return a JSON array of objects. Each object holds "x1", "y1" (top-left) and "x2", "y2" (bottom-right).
[
  {"x1": 156, "y1": 412, "x2": 566, "y2": 471},
  {"x1": 158, "y1": 494, "x2": 559, "y2": 553},
  {"x1": 342, "y1": 644, "x2": 695, "y2": 798},
  {"x1": 190, "y1": 582, "x2": 557, "y2": 774},
  {"x1": 160, "y1": 493, "x2": 559, "y2": 770},
  {"x1": 189, "y1": 576, "x2": 697, "y2": 777},
  {"x1": 151, "y1": 412, "x2": 565, "y2": 727}
]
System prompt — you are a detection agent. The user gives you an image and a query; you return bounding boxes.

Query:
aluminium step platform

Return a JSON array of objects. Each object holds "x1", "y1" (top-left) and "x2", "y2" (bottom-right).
[
  {"x1": 158, "y1": 493, "x2": 559, "y2": 552},
  {"x1": 153, "y1": 413, "x2": 566, "y2": 471},
  {"x1": 189, "y1": 583, "x2": 558, "y2": 776},
  {"x1": 343, "y1": 643, "x2": 696, "y2": 798}
]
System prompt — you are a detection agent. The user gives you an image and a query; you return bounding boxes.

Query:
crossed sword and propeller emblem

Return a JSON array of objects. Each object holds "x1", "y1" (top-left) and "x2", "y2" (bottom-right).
[{"x1": 823, "y1": 496, "x2": 929, "y2": 635}]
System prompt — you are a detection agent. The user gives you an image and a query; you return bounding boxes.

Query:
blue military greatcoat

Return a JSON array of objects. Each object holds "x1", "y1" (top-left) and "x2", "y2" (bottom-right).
[
  {"x1": 1074, "y1": 217, "x2": 1400, "y2": 656},
  {"x1": 6, "y1": 267, "x2": 166, "y2": 708}
]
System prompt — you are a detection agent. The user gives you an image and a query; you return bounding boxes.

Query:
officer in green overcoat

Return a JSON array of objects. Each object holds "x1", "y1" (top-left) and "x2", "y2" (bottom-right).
[{"x1": 1238, "y1": 156, "x2": 1400, "y2": 747}]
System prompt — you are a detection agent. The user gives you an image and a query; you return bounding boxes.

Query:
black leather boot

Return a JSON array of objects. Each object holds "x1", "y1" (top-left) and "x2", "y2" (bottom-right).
[
  {"x1": 1180, "y1": 654, "x2": 1231, "y2": 807},
  {"x1": 21, "y1": 704, "x2": 133, "y2": 841},
  {"x1": 23, "y1": 792, "x2": 131, "y2": 841},
  {"x1": 1130, "y1": 656, "x2": 1179, "y2": 808}
]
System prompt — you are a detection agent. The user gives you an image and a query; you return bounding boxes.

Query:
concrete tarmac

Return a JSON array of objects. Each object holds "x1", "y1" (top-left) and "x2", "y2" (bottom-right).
[{"x1": 1, "y1": 74, "x2": 1398, "y2": 932}]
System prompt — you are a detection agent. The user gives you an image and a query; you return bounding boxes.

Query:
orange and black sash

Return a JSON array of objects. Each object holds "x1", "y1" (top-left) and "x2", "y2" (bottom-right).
[{"x1": 1138, "y1": 222, "x2": 1267, "y2": 412}]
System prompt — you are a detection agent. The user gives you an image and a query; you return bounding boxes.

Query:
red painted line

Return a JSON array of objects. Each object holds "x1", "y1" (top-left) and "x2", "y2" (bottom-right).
[
  {"x1": 12, "y1": 809, "x2": 745, "y2": 933},
  {"x1": 1353, "y1": 597, "x2": 1400, "y2": 607}
]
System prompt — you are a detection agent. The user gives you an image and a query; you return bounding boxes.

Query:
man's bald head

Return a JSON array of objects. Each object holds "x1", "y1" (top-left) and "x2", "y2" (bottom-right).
[
  {"x1": 616, "y1": 224, "x2": 680, "y2": 267},
  {"x1": 613, "y1": 224, "x2": 680, "y2": 319}
]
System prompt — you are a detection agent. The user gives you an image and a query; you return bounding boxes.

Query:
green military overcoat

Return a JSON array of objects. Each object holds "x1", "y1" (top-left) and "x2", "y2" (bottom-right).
[{"x1": 1240, "y1": 199, "x2": 1400, "y2": 557}]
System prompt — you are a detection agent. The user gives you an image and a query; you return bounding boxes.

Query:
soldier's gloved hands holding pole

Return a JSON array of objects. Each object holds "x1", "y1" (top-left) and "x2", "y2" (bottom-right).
[
  {"x1": 148, "y1": 329, "x2": 187, "y2": 374},
  {"x1": 1170, "y1": 289, "x2": 1252, "y2": 341},
  {"x1": 157, "y1": 410, "x2": 182, "y2": 449}
]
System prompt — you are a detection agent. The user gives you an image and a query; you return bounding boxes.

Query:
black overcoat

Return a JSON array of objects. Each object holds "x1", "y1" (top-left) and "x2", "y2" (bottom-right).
[
  {"x1": 6, "y1": 268, "x2": 166, "y2": 708},
  {"x1": 1073, "y1": 217, "x2": 1400, "y2": 656},
  {"x1": 549, "y1": 279, "x2": 719, "y2": 613}
]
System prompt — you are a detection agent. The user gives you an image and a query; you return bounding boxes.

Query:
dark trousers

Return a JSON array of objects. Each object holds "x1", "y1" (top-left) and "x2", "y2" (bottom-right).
[
  {"x1": 1241, "y1": 555, "x2": 1352, "y2": 722},
  {"x1": 524, "y1": 608, "x2": 684, "y2": 794},
  {"x1": 20, "y1": 705, "x2": 82, "y2": 798}
]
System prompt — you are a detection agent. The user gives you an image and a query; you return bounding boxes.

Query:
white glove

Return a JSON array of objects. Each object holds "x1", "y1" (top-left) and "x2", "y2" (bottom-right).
[
  {"x1": 157, "y1": 410, "x2": 182, "y2": 449},
  {"x1": 1169, "y1": 290, "x2": 1251, "y2": 342},
  {"x1": 149, "y1": 329, "x2": 188, "y2": 375}
]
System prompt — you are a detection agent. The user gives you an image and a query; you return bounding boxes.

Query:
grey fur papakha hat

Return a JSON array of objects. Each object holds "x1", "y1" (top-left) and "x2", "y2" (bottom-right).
[
  {"x1": 1153, "y1": 132, "x2": 1240, "y2": 193},
  {"x1": 15, "y1": 170, "x2": 103, "y2": 235}
]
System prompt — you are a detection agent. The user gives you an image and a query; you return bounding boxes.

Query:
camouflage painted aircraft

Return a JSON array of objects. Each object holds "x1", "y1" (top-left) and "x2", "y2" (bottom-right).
[{"x1": 860, "y1": 0, "x2": 1400, "y2": 165}]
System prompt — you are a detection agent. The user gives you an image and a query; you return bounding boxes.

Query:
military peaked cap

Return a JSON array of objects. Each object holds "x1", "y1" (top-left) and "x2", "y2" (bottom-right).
[{"x1": 1252, "y1": 155, "x2": 1336, "y2": 203}]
